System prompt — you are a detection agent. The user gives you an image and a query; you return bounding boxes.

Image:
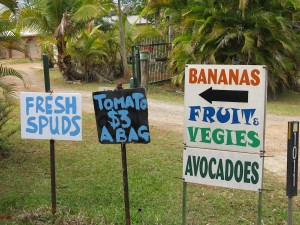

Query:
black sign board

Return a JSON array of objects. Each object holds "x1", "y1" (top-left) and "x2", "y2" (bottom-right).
[
  {"x1": 286, "y1": 121, "x2": 299, "y2": 197},
  {"x1": 92, "y1": 88, "x2": 150, "y2": 144}
]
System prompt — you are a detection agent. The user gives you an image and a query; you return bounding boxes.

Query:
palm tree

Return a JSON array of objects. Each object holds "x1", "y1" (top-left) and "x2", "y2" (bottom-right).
[
  {"x1": 19, "y1": 0, "x2": 112, "y2": 80},
  {"x1": 144, "y1": 0, "x2": 300, "y2": 97},
  {"x1": 0, "y1": 0, "x2": 28, "y2": 153},
  {"x1": 67, "y1": 25, "x2": 110, "y2": 81}
]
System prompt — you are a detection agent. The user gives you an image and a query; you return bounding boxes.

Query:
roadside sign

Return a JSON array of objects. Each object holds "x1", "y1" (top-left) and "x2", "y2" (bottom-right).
[
  {"x1": 93, "y1": 88, "x2": 150, "y2": 144},
  {"x1": 287, "y1": 121, "x2": 299, "y2": 197},
  {"x1": 20, "y1": 92, "x2": 82, "y2": 141},
  {"x1": 184, "y1": 65, "x2": 267, "y2": 153},
  {"x1": 183, "y1": 147, "x2": 263, "y2": 191}
]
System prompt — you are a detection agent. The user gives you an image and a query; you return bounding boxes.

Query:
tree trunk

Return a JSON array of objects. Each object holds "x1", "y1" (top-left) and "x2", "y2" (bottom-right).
[{"x1": 117, "y1": 0, "x2": 130, "y2": 78}]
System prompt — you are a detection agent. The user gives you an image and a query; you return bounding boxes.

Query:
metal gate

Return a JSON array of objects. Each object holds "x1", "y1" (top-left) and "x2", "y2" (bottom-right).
[{"x1": 131, "y1": 38, "x2": 172, "y2": 87}]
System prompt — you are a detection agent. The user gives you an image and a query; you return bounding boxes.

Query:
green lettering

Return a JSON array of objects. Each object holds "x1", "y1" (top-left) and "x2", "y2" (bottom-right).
[
  {"x1": 225, "y1": 129, "x2": 234, "y2": 145},
  {"x1": 251, "y1": 162, "x2": 259, "y2": 184},
  {"x1": 200, "y1": 157, "x2": 208, "y2": 178},
  {"x1": 235, "y1": 130, "x2": 247, "y2": 146},
  {"x1": 200, "y1": 128, "x2": 211, "y2": 143},
  {"x1": 225, "y1": 159, "x2": 234, "y2": 181},
  {"x1": 244, "y1": 161, "x2": 251, "y2": 183},
  {"x1": 192, "y1": 156, "x2": 200, "y2": 176},
  {"x1": 209, "y1": 157, "x2": 217, "y2": 179},
  {"x1": 234, "y1": 160, "x2": 243, "y2": 182},
  {"x1": 212, "y1": 129, "x2": 224, "y2": 144},
  {"x1": 248, "y1": 131, "x2": 260, "y2": 148},
  {"x1": 188, "y1": 127, "x2": 199, "y2": 142},
  {"x1": 185, "y1": 155, "x2": 193, "y2": 176},
  {"x1": 216, "y1": 159, "x2": 224, "y2": 180}
]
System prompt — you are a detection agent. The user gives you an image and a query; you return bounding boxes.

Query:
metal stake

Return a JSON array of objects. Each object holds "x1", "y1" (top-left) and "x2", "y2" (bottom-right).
[
  {"x1": 50, "y1": 140, "x2": 56, "y2": 215},
  {"x1": 43, "y1": 54, "x2": 56, "y2": 215},
  {"x1": 121, "y1": 143, "x2": 131, "y2": 225},
  {"x1": 182, "y1": 181, "x2": 187, "y2": 225},
  {"x1": 288, "y1": 197, "x2": 293, "y2": 225}
]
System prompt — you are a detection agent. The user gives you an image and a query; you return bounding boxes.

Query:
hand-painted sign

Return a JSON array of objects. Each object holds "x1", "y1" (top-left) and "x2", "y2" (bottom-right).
[
  {"x1": 183, "y1": 147, "x2": 263, "y2": 191},
  {"x1": 20, "y1": 92, "x2": 82, "y2": 141},
  {"x1": 184, "y1": 65, "x2": 267, "y2": 153},
  {"x1": 287, "y1": 121, "x2": 299, "y2": 197},
  {"x1": 93, "y1": 88, "x2": 150, "y2": 144}
]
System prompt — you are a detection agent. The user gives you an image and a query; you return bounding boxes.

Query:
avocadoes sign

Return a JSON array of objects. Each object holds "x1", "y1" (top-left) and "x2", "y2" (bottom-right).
[
  {"x1": 184, "y1": 65, "x2": 267, "y2": 154},
  {"x1": 183, "y1": 147, "x2": 263, "y2": 191}
]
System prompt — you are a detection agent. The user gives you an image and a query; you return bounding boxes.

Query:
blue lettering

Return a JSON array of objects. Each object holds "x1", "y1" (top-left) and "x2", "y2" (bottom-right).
[
  {"x1": 36, "y1": 96, "x2": 45, "y2": 113},
  {"x1": 26, "y1": 97, "x2": 34, "y2": 115},
  {"x1": 45, "y1": 95, "x2": 53, "y2": 114},
  {"x1": 116, "y1": 128, "x2": 127, "y2": 142},
  {"x1": 125, "y1": 96, "x2": 134, "y2": 109},
  {"x1": 128, "y1": 127, "x2": 138, "y2": 142},
  {"x1": 93, "y1": 94, "x2": 106, "y2": 110},
  {"x1": 138, "y1": 125, "x2": 150, "y2": 142},
  {"x1": 62, "y1": 116, "x2": 71, "y2": 135},
  {"x1": 140, "y1": 99, "x2": 147, "y2": 110},
  {"x1": 202, "y1": 107, "x2": 215, "y2": 123},
  {"x1": 132, "y1": 93, "x2": 144, "y2": 110},
  {"x1": 119, "y1": 110, "x2": 131, "y2": 128},
  {"x1": 189, "y1": 106, "x2": 201, "y2": 121},
  {"x1": 70, "y1": 116, "x2": 81, "y2": 136},
  {"x1": 38, "y1": 115, "x2": 48, "y2": 134},
  {"x1": 100, "y1": 125, "x2": 113, "y2": 142},
  {"x1": 54, "y1": 96, "x2": 65, "y2": 113},
  {"x1": 26, "y1": 117, "x2": 38, "y2": 133},
  {"x1": 216, "y1": 107, "x2": 230, "y2": 123},
  {"x1": 50, "y1": 116, "x2": 60, "y2": 135},
  {"x1": 65, "y1": 96, "x2": 77, "y2": 114},
  {"x1": 242, "y1": 109, "x2": 256, "y2": 125},
  {"x1": 113, "y1": 97, "x2": 125, "y2": 109},
  {"x1": 231, "y1": 108, "x2": 240, "y2": 124}
]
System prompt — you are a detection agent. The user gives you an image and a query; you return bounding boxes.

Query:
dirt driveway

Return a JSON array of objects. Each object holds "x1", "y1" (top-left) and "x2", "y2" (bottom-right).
[{"x1": 8, "y1": 62, "x2": 300, "y2": 182}]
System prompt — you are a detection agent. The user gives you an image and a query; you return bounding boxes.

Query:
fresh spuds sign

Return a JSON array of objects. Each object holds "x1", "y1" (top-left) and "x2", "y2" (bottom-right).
[
  {"x1": 93, "y1": 88, "x2": 150, "y2": 144},
  {"x1": 183, "y1": 65, "x2": 267, "y2": 191},
  {"x1": 20, "y1": 92, "x2": 82, "y2": 141}
]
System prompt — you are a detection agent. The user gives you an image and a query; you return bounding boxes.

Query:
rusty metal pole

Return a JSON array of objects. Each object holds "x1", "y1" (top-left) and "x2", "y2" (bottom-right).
[
  {"x1": 121, "y1": 143, "x2": 131, "y2": 225},
  {"x1": 43, "y1": 54, "x2": 56, "y2": 215}
]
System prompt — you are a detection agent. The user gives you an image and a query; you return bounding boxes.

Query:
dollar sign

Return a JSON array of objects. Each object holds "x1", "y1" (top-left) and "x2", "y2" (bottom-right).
[{"x1": 108, "y1": 110, "x2": 120, "y2": 129}]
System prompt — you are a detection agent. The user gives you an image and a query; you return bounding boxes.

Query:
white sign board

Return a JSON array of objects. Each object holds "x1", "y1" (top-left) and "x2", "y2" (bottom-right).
[
  {"x1": 20, "y1": 92, "x2": 82, "y2": 141},
  {"x1": 184, "y1": 65, "x2": 267, "y2": 153},
  {"x1": 183, "y1": 147, "x2": 263, "y2": 191}
]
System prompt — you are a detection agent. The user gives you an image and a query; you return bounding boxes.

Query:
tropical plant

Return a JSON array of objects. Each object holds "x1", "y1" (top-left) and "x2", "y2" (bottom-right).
[
  {"x1": 19, "y1": 0, "x2": 114, "y2": 80},
  {"x1": 67, "y1": 25, "x2": 111, "y2": 81},
  {"x1": 0, "y1": 0, "x2": 28, "y2": 155},
  {"x1": 143, "y1": 0, "x2": 300, "y2": 97}
]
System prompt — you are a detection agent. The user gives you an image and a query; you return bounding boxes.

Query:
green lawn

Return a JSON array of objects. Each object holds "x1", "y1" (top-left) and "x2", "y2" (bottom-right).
[
  {"x1": 0, "y1": 63, "x2": 299, "y2": 224},
  {"x1": 0, "y1": 112, "x2": 299, "y2": 224}
]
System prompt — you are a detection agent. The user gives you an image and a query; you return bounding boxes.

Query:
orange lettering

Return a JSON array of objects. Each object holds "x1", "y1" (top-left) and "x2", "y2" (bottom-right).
[
  {"x1": 189, "y1": 68, "x2": 198, "y2": 83},
  {"x1": 197, "y1": 69, "x2": 207, "y2": 84},
  {"x1": 218, "y1": 69, "x2": 228, "y2": 84},
  {"x1": 250, "y1": 69, "x2": 260, "y2": 86},
  {"x1": 208, "y1": 69, "x2": 217, "y2": 84},
  {"x1": 229, "y1": 69, "x2": 239, "y2": 85},
  {"x1": 239, "y1": 70, "x2": 250, "y2": 85}
]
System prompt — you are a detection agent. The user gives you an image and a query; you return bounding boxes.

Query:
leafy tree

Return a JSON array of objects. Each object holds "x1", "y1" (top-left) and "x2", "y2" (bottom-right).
[
  {"x1": 19, "y1": 0, "x2": 113, "y2": 80},
  {"x1": 67, "y1": 25, "x2": 111, "y2": 81},
  {"x1": 143, "y1": 0, "x2": 300, "y2": 97},
  {"x1": 0, "y1": 0, "x2": 28, "y2": 155}
]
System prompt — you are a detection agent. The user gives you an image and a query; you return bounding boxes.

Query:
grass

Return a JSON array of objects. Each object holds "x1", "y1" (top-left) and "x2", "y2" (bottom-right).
[
  {"x1": 0, "y1": 61, "x2": 299, "y2": 224},
  {"x1": 267, "y1": 91, "x2": 300, "y2": 116},
  {"x1": 0, "y1": 111, "x2": 299, "y2": 224}
]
